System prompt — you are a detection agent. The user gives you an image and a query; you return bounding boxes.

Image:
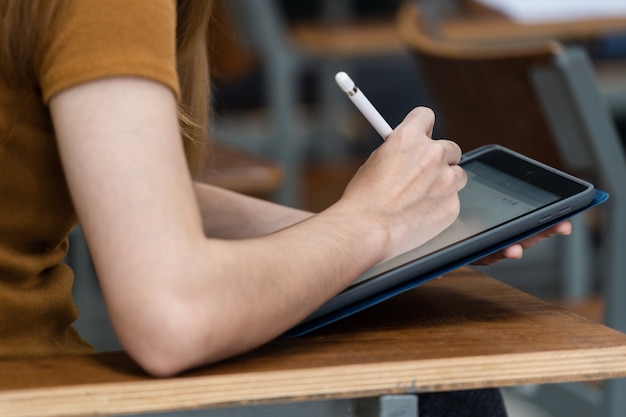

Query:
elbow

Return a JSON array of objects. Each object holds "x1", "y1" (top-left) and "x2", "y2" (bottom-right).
[
  {"x1": 125, "y1": 318, "x2": 261, "y2": 378},
  {"x1": 121, "y1": 324, "x2": 198, "y2": 378},
  {"x1": 103, "y1": 265, "x2": 264, "y2": 376},
  {"x1": 130, "y1": 330, "x2": 244, "y2": 378},
  {"x1": 111, "y1": 301, "x2": 236, "y2": 378},
  {"x1": 131, "y1": 348, "x2": 191, "y2": 378},
  {"x1": 111, "y1": 304, "x2": 211, "y2": 377},
  {"x1": 124, "y1": 330, "x2": 221, "y2": 378}
]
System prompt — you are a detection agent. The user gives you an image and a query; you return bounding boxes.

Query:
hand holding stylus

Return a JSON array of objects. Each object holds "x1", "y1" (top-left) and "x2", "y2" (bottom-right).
[
  {"x1": 334, "y1": 72, "x2": 465, "y2": 257},
  {"x1": 334, "y1": 70, "x2": 572, "y2": 264}
]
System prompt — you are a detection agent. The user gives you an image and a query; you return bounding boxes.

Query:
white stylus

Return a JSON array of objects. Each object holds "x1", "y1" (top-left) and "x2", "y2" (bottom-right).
[{"x1": 335, "y1": 71, "x2": 393, "y2": 140}]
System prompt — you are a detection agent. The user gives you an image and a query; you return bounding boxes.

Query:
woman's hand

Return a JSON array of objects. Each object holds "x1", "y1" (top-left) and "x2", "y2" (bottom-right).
[
  {"x1": 335, "y1": 107, "x2": 467, "y2": 261},
  {"x1": 472, "y1": 220, "x2": 572, "y2": 266}
]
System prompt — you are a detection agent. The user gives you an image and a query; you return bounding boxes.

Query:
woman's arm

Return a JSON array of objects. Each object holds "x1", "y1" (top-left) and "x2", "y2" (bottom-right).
[
  {"x1": 192, "y1": 182, "x2": 312, "y2": 239},
  {"x1": 51, "y1": 76, "x2": 465, "y2": 377},
  {"x1": 193, "y1": 170, "x2": 571, "y2": 247}
]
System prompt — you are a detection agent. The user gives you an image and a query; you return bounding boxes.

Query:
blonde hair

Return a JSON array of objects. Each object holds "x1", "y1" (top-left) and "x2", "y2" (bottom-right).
[
  {"x1": 176, "y1": 0, "x2": 215, "y2": 172},
  {"x1": 0, "y1": 0, "x2": 214, "y2": 173}
]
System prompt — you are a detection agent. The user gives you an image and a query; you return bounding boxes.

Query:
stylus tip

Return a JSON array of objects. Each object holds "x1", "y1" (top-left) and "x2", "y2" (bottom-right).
[{"x1": 335, "y1": 71, "x2": 355, "y2": 93}]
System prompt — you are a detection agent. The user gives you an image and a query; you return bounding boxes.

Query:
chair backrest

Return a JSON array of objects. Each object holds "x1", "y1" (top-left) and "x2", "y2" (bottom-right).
[{"x1": 397, "y1": 2, "x2": 572, "y2": 171}]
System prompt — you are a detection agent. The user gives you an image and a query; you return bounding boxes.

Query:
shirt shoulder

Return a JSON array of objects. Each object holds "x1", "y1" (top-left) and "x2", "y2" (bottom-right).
[{"x1": 37, "y1": 0, "x2": 179, "y2": 103}]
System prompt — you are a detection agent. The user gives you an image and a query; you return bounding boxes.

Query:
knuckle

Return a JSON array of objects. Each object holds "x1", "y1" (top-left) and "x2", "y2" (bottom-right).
[
  {"x1": 439, "y1": 166, "x2": 459, "y2": 189},
  {"x1": 421, "y1": 141, "x2": 444, "y2": 164},
  {"x1": 410, "y1": 106, "x2": 435, "y2": 121},
  {"x1": 395, "y1": 106, "x2": 435, "y2": 137}
]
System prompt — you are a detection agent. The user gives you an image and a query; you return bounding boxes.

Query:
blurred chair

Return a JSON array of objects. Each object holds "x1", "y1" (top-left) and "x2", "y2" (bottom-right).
[
  {"x1": 214, "y1": 0, "x2": 405, "y2": 205},
  {"x1": 397, "y1": 3, "x2": 626, "y2": 417}
]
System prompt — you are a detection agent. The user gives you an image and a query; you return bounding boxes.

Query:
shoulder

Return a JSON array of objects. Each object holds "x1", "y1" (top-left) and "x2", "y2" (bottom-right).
[{"x1": 38, "y1": 0, "x2": 179, "y2": 103}]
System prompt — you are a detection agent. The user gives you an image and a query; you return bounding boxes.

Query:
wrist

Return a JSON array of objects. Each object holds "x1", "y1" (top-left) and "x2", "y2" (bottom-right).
[{"x1": 322, "y1": 199, "x2": 393, "y2": 268}]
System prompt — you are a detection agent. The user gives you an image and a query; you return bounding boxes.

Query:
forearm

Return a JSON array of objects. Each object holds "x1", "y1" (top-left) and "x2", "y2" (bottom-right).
[
  {"x1": 200, "y1": 204, "x2": 385, "y2": 357},
  {"x1": 112, "y1": 200, "x2": 388, "y2": 376},
  {"x1": 193, "y1": 181, "x2": 312, "y2": 238}
]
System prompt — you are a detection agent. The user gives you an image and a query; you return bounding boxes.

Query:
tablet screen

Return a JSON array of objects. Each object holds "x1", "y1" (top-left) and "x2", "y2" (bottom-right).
[{"x1": 350, "y1": 156, "x2": 563, "y2": 286}]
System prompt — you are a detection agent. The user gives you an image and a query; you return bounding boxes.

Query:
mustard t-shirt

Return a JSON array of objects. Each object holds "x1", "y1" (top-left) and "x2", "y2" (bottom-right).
[{"x1": 0, "y1": 0, "x2": 180, "y2": 358}]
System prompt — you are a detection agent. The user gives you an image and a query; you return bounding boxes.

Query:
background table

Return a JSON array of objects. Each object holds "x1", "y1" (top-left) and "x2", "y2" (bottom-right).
[{"x1": 433, "y1": 0, "x2": 626, "y2": 43}]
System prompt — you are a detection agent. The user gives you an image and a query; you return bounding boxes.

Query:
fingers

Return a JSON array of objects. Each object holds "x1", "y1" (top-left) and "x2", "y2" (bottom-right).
[
  {"x1": 451, "y1": 164, "x2": 468, "y2": 191},
  {"x1": 341, "y1": 106, "x2": 467, "y2": 259},
  {"x1": 440, "y1": 140, "x2": 463, "y2": 166},
  {"x1": 471, "y1": 249, "x2": 512, "y2": 266},
  {"x1": 400, "y1": 107, "x2": 435, "y2": 139},
  {"x1": 395, "y1": 107, "x2": 463, "y2": 165},
  {"x1": 472, "y1": 221, "x2": 573, "y2": 266},
  {"x1": 382, "y1": 106, "x2": 466, "y2": 202},
  {"x1": 515, "y1": 221, "x2": 572, "y2": 250},
  {"x1": 551, "y1": 220, "x2": 573, "y2": 236}
]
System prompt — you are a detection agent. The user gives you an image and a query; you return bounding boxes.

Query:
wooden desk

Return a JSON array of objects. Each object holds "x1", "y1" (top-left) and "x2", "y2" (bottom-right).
[
  {"x1": 197, "y1": 145, "x2": 283, "y2": 199},
  {"x1": 2, "y1": 269, "x2": 626, "y2": 417},
  {"x1": 434, "y1": 0, "x2": 626, "y2": 44},
  {"x1": 289, "y1": 19, "x2": 404, "y2": 56}
]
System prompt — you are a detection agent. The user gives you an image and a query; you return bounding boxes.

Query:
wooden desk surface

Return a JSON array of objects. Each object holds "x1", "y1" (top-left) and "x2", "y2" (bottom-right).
[
  {"x1": 2, "y1": 269, "x2": 626, "y2": 417},
  {"x1": 197, "y1": 145, "x2": 283, "y2": 198},
  {"x1": 436, "y1": 0, "x2": 626, "y2": 44},
  {"x1": 289, "y1": 1, "x2": 626, "y2": 59}
]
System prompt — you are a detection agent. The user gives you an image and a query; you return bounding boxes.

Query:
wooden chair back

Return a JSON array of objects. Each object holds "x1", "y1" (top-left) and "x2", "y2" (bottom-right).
[{"x1": 397, "y1": 2, "x2": 568, "y2": 170}]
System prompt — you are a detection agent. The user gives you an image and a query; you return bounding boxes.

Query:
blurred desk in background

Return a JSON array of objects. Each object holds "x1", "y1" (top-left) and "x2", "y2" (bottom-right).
[
  {"x1": 198, "y1": 145, "x2": 283, "y2": 200},
  {"x1": 431, "y1": 0, "x2": 626, "y2": 44},
  {"x1": 422, "y1": 0, "x2": 626, "y2": 137}
]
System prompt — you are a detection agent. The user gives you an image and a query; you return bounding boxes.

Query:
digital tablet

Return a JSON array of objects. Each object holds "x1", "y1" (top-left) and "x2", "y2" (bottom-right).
[{"x1": 286, "y1": 144, "x2": 604, "y2": 337}]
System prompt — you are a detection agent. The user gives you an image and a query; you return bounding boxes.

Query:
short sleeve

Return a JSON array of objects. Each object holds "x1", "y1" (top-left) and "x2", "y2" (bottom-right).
[{"x1": 38, "y1": 0, "x2": 180, "y2": 103}]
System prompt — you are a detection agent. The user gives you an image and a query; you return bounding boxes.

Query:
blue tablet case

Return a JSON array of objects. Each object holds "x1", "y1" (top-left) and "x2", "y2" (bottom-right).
[{"x1": 285, "y1": 189, "x2": 609, "y2": 337}]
